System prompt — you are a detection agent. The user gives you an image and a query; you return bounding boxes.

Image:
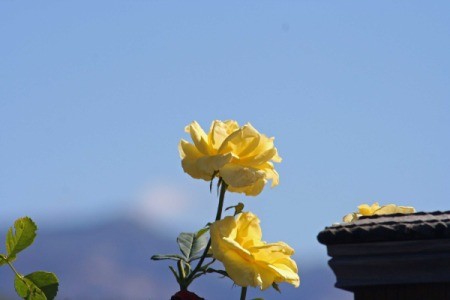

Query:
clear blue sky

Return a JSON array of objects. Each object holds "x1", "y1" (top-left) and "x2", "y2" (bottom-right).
[{"x1": 1, "y1": 1, "x2": 450, "y2": 264}]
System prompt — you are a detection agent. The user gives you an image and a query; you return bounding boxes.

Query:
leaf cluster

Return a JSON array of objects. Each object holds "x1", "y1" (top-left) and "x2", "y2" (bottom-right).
[
  {"x1": 0, "y1": 217, "x2": 59, "y2": 300},
  {"x1": 151, "y1": 230, "x2": 208, "y2": 264},
  {"x1": 151, "y1": 229, "x2": 228, "y2": 290}
]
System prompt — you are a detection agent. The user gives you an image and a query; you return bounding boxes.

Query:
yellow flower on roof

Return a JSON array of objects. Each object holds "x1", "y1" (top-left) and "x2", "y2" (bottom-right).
[
  {"x1": 358, "y1": 202, "x2": 381, "y2": 216},
  {"x1": 343, "y1": 202, "x2": 416, "y2": 222}
]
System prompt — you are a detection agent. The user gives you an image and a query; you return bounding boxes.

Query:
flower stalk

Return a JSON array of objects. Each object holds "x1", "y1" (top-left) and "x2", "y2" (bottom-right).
[
  {"x1": 184, "y1": 180, "x2": 228, "y2": 288},
  {"x1": 240, "y1": 287, "x2": 247, "y2": 300},
  {"x1": 215, "y1": 180, "x2": 227, "y2": 221}
]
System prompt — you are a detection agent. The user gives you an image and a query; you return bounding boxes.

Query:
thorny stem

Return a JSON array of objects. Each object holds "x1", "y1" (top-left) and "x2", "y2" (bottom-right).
[{"x1": 185, "y1": 180, "x2": 228, "y2": 287}]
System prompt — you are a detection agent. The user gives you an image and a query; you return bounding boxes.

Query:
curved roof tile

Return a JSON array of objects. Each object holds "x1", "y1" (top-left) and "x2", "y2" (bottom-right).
[{"x1": 317, "y1": 211, "x2": 450, "y2": 245}]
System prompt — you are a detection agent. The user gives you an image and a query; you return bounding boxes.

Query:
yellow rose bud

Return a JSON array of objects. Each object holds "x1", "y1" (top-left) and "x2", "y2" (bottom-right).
[
  {"x1": 179, "y1": 120, "x2": 281, "y2": 196},
  {"x1": 209, "y1": 212, "x2": 300, "y2": 290}
]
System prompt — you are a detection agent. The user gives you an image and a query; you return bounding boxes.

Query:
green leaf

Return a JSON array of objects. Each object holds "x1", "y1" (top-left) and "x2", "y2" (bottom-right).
[
  {"x1": 15, "y1": 276, "x2": 47, "y2": 300},
  {"x1": 6, "y1": 217, "x2": 37, "y2": 261},
  {"x1": 177, "y1": 232, "x2": 208, "y2": 262},
  {"x1": 151, "y1": 254, "x2": 185, "y2": 262},
  {"x1": 15, "y1": 271, "x2": 59, "y2": 300},
  {"x1": 188, "y1": 253, "x2": 211, "y2": 262},
  {"x1": 196, "y1": 227, "x2": 209, "y2": 239},
  {"x1": 28, "y1": 272, "x2": 58, "y2": 299}
]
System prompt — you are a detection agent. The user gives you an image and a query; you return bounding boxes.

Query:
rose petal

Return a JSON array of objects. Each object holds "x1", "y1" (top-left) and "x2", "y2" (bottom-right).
[
  {"x1": 220, "y1": 164, "x2": 265, "y2": 188},
  {"x1": 227, "y1": 178, "x2": 266, "y2": 196},
  {"x1": 186, "y1": 121, "x2": 211, "y2": 155},
  {"x1": 208, "y1": 120, "x2": 240, "y2": 150}
]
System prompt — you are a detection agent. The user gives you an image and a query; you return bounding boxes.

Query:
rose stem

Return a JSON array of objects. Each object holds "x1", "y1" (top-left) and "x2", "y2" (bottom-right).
[
  {"x1": 240, "y1": 287, "x2": 247, "y2": 300},
  {"x1": 185, "y1": 180, "x2": 228, "y2": 287}
]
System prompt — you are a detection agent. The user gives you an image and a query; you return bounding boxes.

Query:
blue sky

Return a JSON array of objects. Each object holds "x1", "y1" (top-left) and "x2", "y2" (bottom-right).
[{"x1": 1, "y1": 1, "x2": 450, "y2": 265}]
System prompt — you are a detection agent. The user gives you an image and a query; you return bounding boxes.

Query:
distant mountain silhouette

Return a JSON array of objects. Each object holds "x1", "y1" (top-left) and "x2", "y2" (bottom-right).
[{"x1": 0, "y1": 218, "x2": 351, "y2": 300}]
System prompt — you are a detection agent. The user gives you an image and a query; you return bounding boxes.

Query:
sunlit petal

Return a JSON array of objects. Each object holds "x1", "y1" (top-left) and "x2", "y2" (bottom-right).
[
  {"x1": 186, "y1": 121, "x2": 211, "y2": 155},
  {"x1": 210, "y1": 212, "x2": 299, "y2": 290},
  {"x1": 220, "y1": 164, "x2": 265, "y2": 188}
]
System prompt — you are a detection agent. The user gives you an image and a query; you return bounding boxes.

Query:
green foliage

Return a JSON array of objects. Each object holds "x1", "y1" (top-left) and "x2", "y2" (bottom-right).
[
  {"x1": 6, "y1": 217, "x2": 37, "y2": 262},
  {"x1": 15, "y1": 275, "x2": 46, "y2": 300},
  {"x1": 177, "y1": 232, "x2": 208, "y2": 262},
  {"x1": 150, "y1": 254, "x2": 186, "y2": 261},
  {"x1": 196, "y1": 226, "x2": 209, "y2": 238},
  {"x1": 1, "y1": 217, "x2": 59, "y2": 300},
  {"x1": 15, "y1": 272, "x2": 59, "y2": 300},
  {"x1": 151, "y1": 230, "x2": 209, "y2": 264},
  {"x1": 151, "y1": 228, "x2": 224, "y2": 290}
]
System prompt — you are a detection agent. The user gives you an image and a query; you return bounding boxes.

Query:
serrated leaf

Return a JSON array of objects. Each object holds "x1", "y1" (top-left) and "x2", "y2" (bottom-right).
[
  {"x1": 15, "y1": 276, "x2": 46, "y2": 300},
  {"x1": 151, "y1": 254, "x2": 185, "y2": 262},
  {"x1": 177, "y1": 232, "x2": 208, "y2": 262},
  {"x1": 6, "y1": 217, "x2": 37, "y2": 260},
  {"x1": 15, "y1": 271, "x2": 59, "y2": 300},
  {"x1": 30, "y1": 272, "x2": 58, "y2": 299}
]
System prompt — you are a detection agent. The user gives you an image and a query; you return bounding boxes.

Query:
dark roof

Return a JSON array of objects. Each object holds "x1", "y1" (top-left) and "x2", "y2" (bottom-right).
[{"x1": 317, "y1": 211, "x2": 450, "y2": 245}]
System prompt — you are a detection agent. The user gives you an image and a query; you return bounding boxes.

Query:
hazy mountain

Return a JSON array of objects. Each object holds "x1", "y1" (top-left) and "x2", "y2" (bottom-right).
[{"x1": 0, "y1": 218, "x2": 352, "y2": 300}]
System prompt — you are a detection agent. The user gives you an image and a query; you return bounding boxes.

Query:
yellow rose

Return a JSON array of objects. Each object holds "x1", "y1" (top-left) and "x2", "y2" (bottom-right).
[
  {"x1": 179, "y1": 120, "x2": 281, "y2": 196},
  {"x1": 209, "y1": 212, "x2": 299, "y2": 290}
]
